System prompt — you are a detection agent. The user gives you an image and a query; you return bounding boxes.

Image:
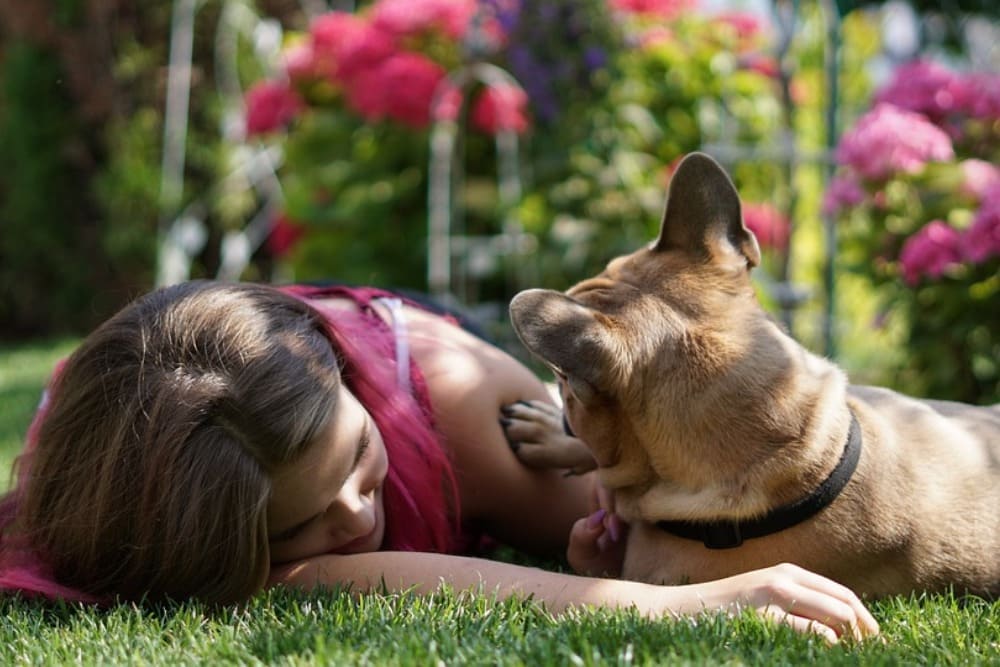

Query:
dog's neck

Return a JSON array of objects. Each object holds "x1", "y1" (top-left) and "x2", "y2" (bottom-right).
[
  {"x1": 654, "y1": 409, "x2": 862, "y2": 548},
  {"x1": 626, "y1": 320, "x2": 857, "y2": 524}
]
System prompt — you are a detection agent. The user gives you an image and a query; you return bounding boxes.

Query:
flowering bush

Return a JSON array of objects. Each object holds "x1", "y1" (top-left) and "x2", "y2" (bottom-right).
[
  {"x1": 243, "y1": 0, "x2": 533, "y2": 287},
  {"x1": 512, "y1": 1, "x2": 782, "y2": 287},
  {"x1": 826, "y1": 59, "x2": 1000, "y2": 403}
]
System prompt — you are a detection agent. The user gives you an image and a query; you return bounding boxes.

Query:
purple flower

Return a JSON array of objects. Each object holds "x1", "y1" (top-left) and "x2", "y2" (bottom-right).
[
  {"x1": 962, "y1": 184, "x2": 1000, "y2": 264},
  {"x1": 836, "y1": 103, "x2": 955, "y2": 181},
  {"x1": 822, "y1": 173, "x2": 865, "y2": 217},
  {"x1": 899, "y1": 220, "x2": 964, "y2": 286}
]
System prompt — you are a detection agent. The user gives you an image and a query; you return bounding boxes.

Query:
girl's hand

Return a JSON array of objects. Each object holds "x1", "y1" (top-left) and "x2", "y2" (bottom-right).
[
  {"x1": 678, "y1": 563, "x2": 880, "y2": 643},
  {"x1": 567, "y1": 508, "x2": 629, "y2": 577},
  {"x1": 499, "y1": 400, "x2": 596, "y2": 474}
]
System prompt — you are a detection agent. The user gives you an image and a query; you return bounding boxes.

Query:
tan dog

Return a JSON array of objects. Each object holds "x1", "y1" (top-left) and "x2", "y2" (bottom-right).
[{"x1": 509, "y1": 152, "x2": 1000, "y2": 598}]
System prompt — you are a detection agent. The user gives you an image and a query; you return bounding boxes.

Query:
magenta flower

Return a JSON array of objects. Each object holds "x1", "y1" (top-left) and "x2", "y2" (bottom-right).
[
  {"x1": 244, "y1": 81, "x2": 303, "y2": 136},
  {"x1": 371, "y1": 0, "x2": 477, "y2": 40},
  {"x1": 471, "y1": 84, "x2": 530, "y2": 135},
  {"x1": 954, "y1": 72, "x2": 1000, "y2": 120},
  {"x1": 874, "y1": 60, "x2": 964, "y2": 123},
  {"x1": 836, "y1": 103, "x2": 955, "y2": 181},
  {"x1": 348, "y1": 53, "x2": 446, "y2": 128},
  {"x1": 899, "y1": 220, "x2": 964, "y2": 286},
  {"x1": 962, "y1": 184, "x2": 1000, "y2": 264},
  {"x1": 742, "y1": 202, "x2": 790, "y2": 250},
  {"x1": 822, "y1": 173, "x2": 866, "y2": 217}
]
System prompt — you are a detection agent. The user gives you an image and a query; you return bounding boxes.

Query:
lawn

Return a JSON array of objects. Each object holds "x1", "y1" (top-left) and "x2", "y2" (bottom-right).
[{"x1": 0, "y1": 340, "x2": 997, "y2": 665}]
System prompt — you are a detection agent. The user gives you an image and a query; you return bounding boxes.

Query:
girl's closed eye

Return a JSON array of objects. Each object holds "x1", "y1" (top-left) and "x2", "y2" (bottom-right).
[{"x1": 353, "y1": 424, "x2": 371, "y2": 468}]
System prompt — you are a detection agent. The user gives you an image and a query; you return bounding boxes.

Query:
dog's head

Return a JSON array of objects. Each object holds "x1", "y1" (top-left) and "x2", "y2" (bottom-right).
[{"x1": 510, "y1": 153, "x2": 817, "y2": 521}]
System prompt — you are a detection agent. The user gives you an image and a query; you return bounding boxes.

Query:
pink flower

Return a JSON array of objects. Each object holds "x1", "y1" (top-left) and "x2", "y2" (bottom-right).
[
  {"x1": 959, "y1": 159, "x2": 1000, "y2": 201},
  {"x1": 835, "y1": 103, "x2": 955, "y2": 181},
  {"x1": 371, "y1": 0, "x2": 477, "y2": 40},
  {"x1": 738, "y1": 53, "x2": 778, "y2": 78},
  {"x1": 715, "y1": 11, "x2": 763, "y2": 43},
  {"x1": 431, "y1": 82, "x2": 464, "y2": 123},
  {"x1": 962, "y1": 184, "x2": 1000, "y2": 264},
  {"x1": 244, "y1": 81, "x2": 303, "y2": 136},
  {"x1": 822, "y1": 174, "x2": 866, "y2": 217},
  {"x1": 638, "y1": 26, "x2": 674, "y2": 49},
  {"x1": 348, "y1": 53, "x2": 446, "y2": 128},
  {"x1": 874, "y1": 60, "x2": 964, "y2": 123},
  {"x1": 471, "y1": 84, "x2": 530, "y2": 135},
  {"x1": 898, "y1": 220, "x2": 963, "y2": 285},
  {"x1": 283, "y1": 42, "x2": 321, "y2": 82},
  {"x1": 742, "y1": 202, "x2": 790, "y2": 250},
  {"x1": 310, "y1": 11, "x2": 396, "y2": 84},
  {"x1": 610, "y1": 0, "x2": 696, "y2": 18}
]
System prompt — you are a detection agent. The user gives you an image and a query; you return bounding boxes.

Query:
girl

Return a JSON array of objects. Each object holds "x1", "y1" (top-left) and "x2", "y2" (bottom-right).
[{"x1": 0, "y1": 281, "x2": 877, "y2": 643}]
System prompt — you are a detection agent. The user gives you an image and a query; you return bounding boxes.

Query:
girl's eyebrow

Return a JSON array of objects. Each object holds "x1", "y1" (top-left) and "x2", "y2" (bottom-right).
[{"x1": 269, "y1": 418, "x2": 373, "y2": 544}]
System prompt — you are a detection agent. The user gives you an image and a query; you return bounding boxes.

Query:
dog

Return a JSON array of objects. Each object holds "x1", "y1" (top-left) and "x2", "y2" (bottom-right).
[{"x1": 508, "y1": 152, "x2": 1000, "y2": 598}]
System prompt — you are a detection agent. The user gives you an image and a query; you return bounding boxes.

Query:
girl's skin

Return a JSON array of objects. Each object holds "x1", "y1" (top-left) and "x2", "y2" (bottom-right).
[{"x1": 267, "y1": 296, "x2": 879, "y2": 643}]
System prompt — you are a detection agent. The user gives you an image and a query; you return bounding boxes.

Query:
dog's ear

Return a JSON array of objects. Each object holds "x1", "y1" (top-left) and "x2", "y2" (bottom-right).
[
  {"x1": 654, "y1": 152, "x2": 761, "y2": 269},
  {"x1": 509, "y1": 289, "x2": 613, "y2": 406}
]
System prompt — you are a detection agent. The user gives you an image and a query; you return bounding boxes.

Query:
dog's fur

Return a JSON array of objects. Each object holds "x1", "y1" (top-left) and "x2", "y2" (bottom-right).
[{"x1": 509, "y1": 152, "x2": 1000, "y2": 598}]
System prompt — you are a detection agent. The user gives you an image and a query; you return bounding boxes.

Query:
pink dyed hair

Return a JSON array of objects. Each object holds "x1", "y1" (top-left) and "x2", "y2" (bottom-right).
[{"x1": 286, "y1": 287, "x2": 462, "y2": 554}]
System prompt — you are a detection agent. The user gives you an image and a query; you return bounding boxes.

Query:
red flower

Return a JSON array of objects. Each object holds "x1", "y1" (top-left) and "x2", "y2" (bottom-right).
[
  {"x1": 610, "y1": 0, "x2": 695, "y2": 19},
  {"x1": 348, "y1": 53, "x2": 447, "y2": 128},
  {"x1": 310, "y1": 11, "x2": 396, "y2": 85},
  {"x1": 471, "y1": 84, "x2": 530, "y2": 135},
  {"x1": 244, "y1": 81, "x2": 303, "y2": 136},
  {"x1": 266, "y1": 214, "x2": 306, "y2": 258},
  {"x1": 742, "y1": 202, "x2": 790, "y2": 251}
]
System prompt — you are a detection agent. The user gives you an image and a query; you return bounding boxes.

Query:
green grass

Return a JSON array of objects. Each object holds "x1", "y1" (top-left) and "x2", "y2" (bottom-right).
[{"x1": 1, "y1": 340, "x2": 998, "y2": 665}]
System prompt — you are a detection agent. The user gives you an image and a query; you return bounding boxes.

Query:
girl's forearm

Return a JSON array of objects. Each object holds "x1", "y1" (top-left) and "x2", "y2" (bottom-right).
[
  {"x1": 270, "y1": 551, "x2": 879, "y2": 642},
  {"x1": 271, "y1": 550, "x2": 676, "y2": 615}
]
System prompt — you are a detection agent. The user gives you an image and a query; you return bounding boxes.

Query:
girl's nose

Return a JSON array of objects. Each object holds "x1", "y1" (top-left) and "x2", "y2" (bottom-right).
[{"x1": 328, "y1": 484, "x2": 375, "y2": 536}]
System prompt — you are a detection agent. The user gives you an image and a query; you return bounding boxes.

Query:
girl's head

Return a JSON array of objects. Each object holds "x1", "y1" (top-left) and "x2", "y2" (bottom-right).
[{"x1": 7, "y1": 281, "x2": 343, "y2": 604}]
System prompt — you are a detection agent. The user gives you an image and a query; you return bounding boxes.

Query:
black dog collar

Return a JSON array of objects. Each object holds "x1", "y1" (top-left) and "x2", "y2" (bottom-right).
[{"x1": 655, "y1": 411, "x2": 863, "y2": 549}]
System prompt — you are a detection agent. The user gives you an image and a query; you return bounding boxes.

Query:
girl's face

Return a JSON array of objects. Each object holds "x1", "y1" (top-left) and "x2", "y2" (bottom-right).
[{"x1": 267, "y1": 384, "x2": 388, "y2": 564}]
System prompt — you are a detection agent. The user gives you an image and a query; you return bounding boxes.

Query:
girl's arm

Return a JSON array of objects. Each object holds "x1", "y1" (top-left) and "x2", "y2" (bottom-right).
[
  {"x1": 270, "y1": 552, "x2": 878, "y2": 643},
  {"x1": 403, "y1": 304, "x2": 597, "y2": 555}
]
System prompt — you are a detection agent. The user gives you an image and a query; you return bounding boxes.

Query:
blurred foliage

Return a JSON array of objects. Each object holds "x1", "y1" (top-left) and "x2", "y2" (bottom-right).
[{"x1": 0, "y1": 42, "x2": 102, "y2": 337}]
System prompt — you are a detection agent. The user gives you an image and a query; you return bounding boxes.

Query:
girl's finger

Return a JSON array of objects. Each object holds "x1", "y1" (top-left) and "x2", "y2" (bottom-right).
[{"x1": 759, "y1": 606, "x2": 840, "y2": 644}]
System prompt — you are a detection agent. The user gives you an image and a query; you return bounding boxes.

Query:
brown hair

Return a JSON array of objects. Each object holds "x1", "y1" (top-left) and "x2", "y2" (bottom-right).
[{"x1": 12, "y1": 281, "x2": 340, "y2": 604}]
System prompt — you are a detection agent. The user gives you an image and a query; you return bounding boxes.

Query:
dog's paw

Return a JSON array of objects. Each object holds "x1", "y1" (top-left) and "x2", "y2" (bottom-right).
[{"x1": 500, "y1": 400, "x2": 597, "y2": 474}]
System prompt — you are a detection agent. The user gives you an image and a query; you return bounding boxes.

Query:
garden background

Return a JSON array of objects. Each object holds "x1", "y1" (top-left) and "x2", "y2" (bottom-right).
[
  {"x1": 1, "y1": 0, "x2": 999, "y2": 404},
  {"x1": 0, "y1": 0, "x2": 999, "y2": 663}
]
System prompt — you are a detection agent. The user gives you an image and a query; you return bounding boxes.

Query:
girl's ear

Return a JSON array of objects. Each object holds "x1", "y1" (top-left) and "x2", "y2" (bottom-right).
[
  {"x1": 654, "y1": 152, "x2": 761, "y2": 269},
  {"x1": 508, "y1": 289, "x2": 615, "y2": 407}
]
